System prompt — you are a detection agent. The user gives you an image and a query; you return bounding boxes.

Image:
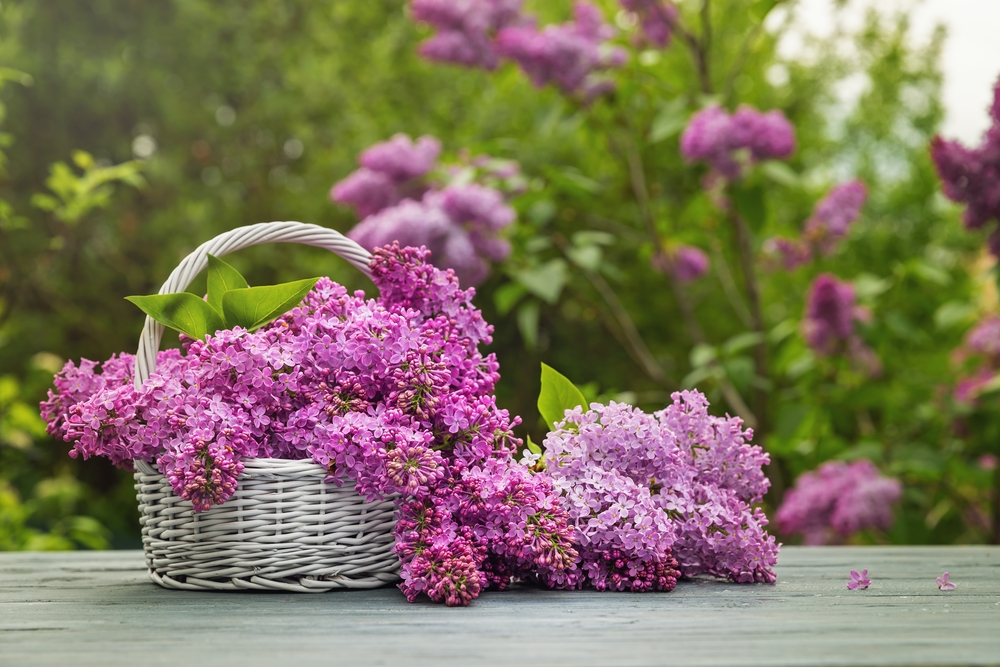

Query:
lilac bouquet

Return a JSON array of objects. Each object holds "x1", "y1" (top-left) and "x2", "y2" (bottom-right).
[
  {"x1": 41, "y1": 244, "x2": 577, "y2": 605},
  {"x1": 530, "y1": 367, "x2": 779, "y2": 588}
]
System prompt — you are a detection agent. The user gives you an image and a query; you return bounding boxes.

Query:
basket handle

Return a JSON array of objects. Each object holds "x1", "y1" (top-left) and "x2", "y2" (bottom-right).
[{"x1": 133, "y1": 221, "x2": 372, "y2": 389}]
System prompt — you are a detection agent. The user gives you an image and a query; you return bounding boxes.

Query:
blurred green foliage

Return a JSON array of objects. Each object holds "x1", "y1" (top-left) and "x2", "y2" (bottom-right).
[{"x1": 0, "y1": 0, "x2": 996, "y2": 548}]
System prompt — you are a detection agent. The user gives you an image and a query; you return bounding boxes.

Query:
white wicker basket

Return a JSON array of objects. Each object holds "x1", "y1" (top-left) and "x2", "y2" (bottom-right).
[{"x1": 131, "y1": 221, "x2": 401, "y2": 592}]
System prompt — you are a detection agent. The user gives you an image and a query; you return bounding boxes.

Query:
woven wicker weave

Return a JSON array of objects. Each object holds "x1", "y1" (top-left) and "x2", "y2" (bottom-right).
[{"x1": 131, "y1": 221, "x2": 401, "y2": 592}]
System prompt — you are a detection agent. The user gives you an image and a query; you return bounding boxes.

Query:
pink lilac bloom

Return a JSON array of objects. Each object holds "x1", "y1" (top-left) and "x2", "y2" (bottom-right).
[
  {"x1": 776, "y1": 459, "x2": 902, "y2": 545},
  {"x1": 495, "y1": 2, "x2": 627, "y2": 100},
  {"x1": 763, "y1": 236, "x2": 813, "y2": 270},
  {"x1": 540, "y1": 392, "x2": 779, "y2": 587},
  {"x1": 620, "y1": 0, "x2": 678, "y2": 48},
  {"x1": 804, "y1": 181, "x2": 868, "y2": 255},
  {"x1": 846, "y1": 568, "x2": 871, "y2": 590},
  {"x1": 670, "y1": 245, "x2": 710, "y2": 282},
  {"x1": 802, "y1": 274, "x2": 879, "y2": 374},
  {"x1": 411, "y1": 0, "x2": 525, "y2": 70},
  {"x1": 953, "y1": 315, "x2": 1000, "y2": 404},
  {"x1": 41, "y1": 244, "x2": 577, "y2": 606},
  {"x1": 332, "y1": 134, "x2": 517, "y2": 285},
  {"x1": 681, "y1": 105, "x2": 796, "y2": 180},
  {"x1": 980, "y1": 453, "x2": 999, "y2": 471},
  {"x1": 936, "y1": 571, "x2": 956, "y2": 591},
  {"x1": 931, "y1": 75, "x2": 1000, "y2": 257}
]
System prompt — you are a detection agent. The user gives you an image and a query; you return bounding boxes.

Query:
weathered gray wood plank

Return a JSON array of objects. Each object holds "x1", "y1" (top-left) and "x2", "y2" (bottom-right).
[{"x1": 1, "y1": 547, "x2": 998, "y2": 666}]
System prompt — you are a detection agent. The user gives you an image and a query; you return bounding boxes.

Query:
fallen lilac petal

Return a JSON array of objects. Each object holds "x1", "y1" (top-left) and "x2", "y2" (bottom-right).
[{"x1": 936, "y1": 571, "x2": 956, "y2": 591}]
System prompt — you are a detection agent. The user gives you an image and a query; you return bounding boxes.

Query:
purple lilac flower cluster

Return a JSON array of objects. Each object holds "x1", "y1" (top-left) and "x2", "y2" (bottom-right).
[
  {"x1": 953, "y1": 315, "x2": 1000, "y2": 403},
  {"x1": 537, "y1": 392, "x2": 779, "y2": 587},
  {"x1": 620, "y1": 0, "x2": 678, "y2": 48},
  {"x1": 413, "y1": 1, "x2": 627, "y2": 101},
  {"x1": 41, "y1": 244, "x2": 577, "y2": 606},
  {"x1": 765, "y1": 181, "x2": 868, "y2": 270},
  {"x1": 776, "y1": 459, "x2": 902, "y2": 545},
  {"x1": 931, "y1": 75, "x2": 1000, "y2": 256},
  {"x1": 650, "y1": 244, "x2": 710, "y2": 282},
  {"x1": 331, "y1": 134, "x2": 517, "y2": 286},
  {"x1": 680, "y1": 105, "x2": 796, "y2": 181},
  {"x1": 802, "y1": 274, "x2": 880, "y2": 375}
]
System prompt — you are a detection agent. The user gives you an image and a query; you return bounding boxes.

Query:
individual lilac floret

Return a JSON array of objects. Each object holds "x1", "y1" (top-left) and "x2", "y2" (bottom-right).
[
  {"x1": 681, "y1": 105, "x2": 796, "y2": 180},
  {"x1": 776, "y1": 459, "x2": 902, "y2": 545},
  {"x1": 411, "y1": 0, "x2": 525, "y2": 70},
  {"x1": 620, "y1": 0, "x2": 678, "y2": 48},
  {"x1": 846, "y1": 568, "x2": 871, "y2": 590},
  {"x1": 804, "y1": 180, "x2": 868, "y2": 255},
  {"x1": 496, "y1": 2, "x2": 627, "y2": 100},
  {"x1": 931, "y1": 75, "x2": 1000, "y2": 257},
  {"x1": 541, "y1": 392, "x2": 779, "y2": 587},
  {"x1": 936, "y1": 571, "x2": 957, "y2": 591}
]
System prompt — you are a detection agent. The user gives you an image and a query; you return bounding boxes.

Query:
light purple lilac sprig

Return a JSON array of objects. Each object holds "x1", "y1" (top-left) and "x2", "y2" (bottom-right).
[
  {"x1": 41, "y1": 244, "x2": 577, "y2": 606},
  {"x1": 410, "y1": 0, "x2": 525, "y2": 70},
  {"x1": 620, "y1": 0, "x2": 678, "y2": 48},
  {"x1": 331, "y1": 134, "x2": 517, "y2": 286},
  {"x1": 680, "y1": 105, "x2": 796, "y2": 181},
  {"x1": 539, "y1": 392, "x2": 779, "y2": 588},
  {"x1": 802, "y1": 274, "x2": 880, "y2": 375},
  {"x1": 776, "y1": 459, "x2": 902, "y2": 545}
]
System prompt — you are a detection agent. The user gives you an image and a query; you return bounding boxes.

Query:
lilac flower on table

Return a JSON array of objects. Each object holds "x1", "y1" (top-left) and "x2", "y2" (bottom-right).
[
  {"x1": 846, "y1": 568, "x2": 871, "y2": 590},
  {"x1": 931, "y1": 74, "x2": 1000, "y2": 256},
  {"x1": 936, "y1": 572, "x2": 957, "y2": 591}
]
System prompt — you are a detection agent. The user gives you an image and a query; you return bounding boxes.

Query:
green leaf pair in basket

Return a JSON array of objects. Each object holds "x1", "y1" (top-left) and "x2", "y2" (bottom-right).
[{"x1": 126, "y1": 254, "x2": 319, "y2": 341}]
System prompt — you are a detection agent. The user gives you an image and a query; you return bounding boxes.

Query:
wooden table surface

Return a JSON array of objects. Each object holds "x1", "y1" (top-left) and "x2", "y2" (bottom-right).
[{"x1": 1, "y1": 546, "x2": 998, "y2": 666}]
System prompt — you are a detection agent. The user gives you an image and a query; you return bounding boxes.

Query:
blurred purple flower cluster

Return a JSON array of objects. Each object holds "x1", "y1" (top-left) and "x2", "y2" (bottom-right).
[
  {"x1": 410, "y1": 0, "x2": 524, "y2": 70},
  {"x1": 537, "y1": 392, "x2": 779, "y2": 587},
  {"x1": 331, "y1": 134, "x2": 518, "y2": 286},
  {"x1": 413, "y1": 1, "x2": 627, "y2": 100},
  {"x1": 931, "y1": 75, "x2": 1000, "y2": 256},
  {"x1": 953, "y1": 315, "x2": 1000, "y2": 404},
  {"x1": 765, "y1": 181, "x2": 868, "y2": 270},
  {"x1": 802, "y1": 273, "x2": 879, "y2": 375},
  {"x1": 680, "y1": 105, "x2": 796, "y2": 180},
  {"x1": 620, "y1": 0, "x2": 678, "y2": 48},
  {"x1": 651, "y1": 244, "x2": 710, "y2": 282},
  {"x1": 41, "y1": 244, "x2": 577, "y2": 606},
  {"x1": 776, "y1": 459, "x2": 902, "y2": 545}
]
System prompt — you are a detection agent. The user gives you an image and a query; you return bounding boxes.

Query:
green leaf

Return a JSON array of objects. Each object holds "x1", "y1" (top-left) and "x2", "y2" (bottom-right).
[
  {"x1": 526, "y1": 434, "x2": 541, "y2": 455},
  {"x1": 125, "y1": 292, "x2": 225, "y2": 341},
  {"x1": 206, "y1": 253, "x2": 249, "y2": 313},
  {"x1": 517, "y1": 300, "x2": 540, "y2": 350},
  {"x1": 494, "y1": 282, "x2": 527, "y2": 316},
  {"x1": 934, "y1": 301, "x2": 975, "y2": 330},
  {"x1": 749, "y1": 0, "x2": 781, "y2": 23},
  {"x1": 690, "y1": 343, "x2": 717, "y2": 368},
  {"x1": 538, "y1": 363, "x2": 588, "y2": 431},
  {"x1": 571, "y1": 231, "x2": 615, "y2": 247},
  {"x1": 512, "y1": 259, "x2": 567, "y2": 304},
  {"x1": 730, "y1": 184, "x2": 768, "y2": 232},
  {"x1": 649, "y1": 99, "x2": 688, "y2": 144},
  {"x1": 566, "y1": 244, "x2": 602, "y2": 270},
  {"x1": 723, "y1": 331, "x2": 765, "y2": 356},
  {"x1": 759, "y1": 160, "x2": 799, "y2": 187},
  {"x1": 221, "y1": 277, "x2": 319, "y2": 331}
]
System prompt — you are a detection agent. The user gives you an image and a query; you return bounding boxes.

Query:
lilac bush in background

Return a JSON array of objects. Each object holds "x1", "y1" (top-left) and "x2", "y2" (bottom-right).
[
  {"x1": 331, "y1": 133, "x2": 517, "y2": 285},
  {"x1": 776, "y1": 459, "x2": 902, "y2": 545},
  {"x1": 680, "y1": 105, "x2": 796, "y2": 181}
]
